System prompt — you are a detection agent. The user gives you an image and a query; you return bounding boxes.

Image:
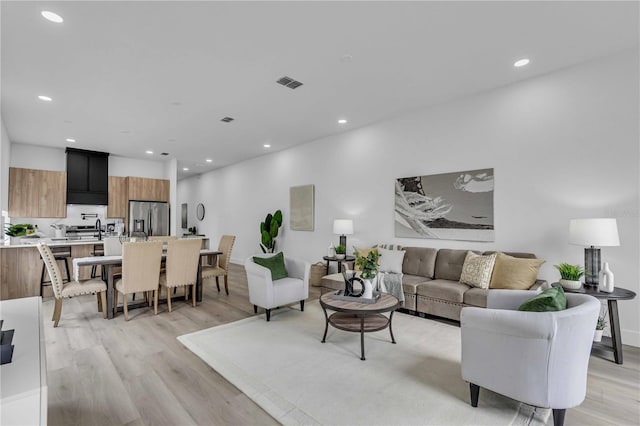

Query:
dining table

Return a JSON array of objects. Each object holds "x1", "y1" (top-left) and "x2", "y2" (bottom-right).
[{"x1": 73, "y1": 249, "x2": 222, "y2": 319}]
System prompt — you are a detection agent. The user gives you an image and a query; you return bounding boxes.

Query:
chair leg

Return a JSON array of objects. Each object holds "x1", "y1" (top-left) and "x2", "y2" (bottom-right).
[
  {"x1": 100, "y1": 291, "x2": 107, "y2": 319},
  {"x1": 552, "y1": 409, "x2": 566, "y2": 426},
  {"x1": 266, "y1": 309, "x2": 271, "y2": 322},
  {"x1": 191, "y1": 284, "x2": 196, "y2": 307},
  {"x1": 114, "y1": 290, "x2": 119, "y2": 316},
  {"x1": 53, "y1": 298, "x2": 62, "y2": 327},
  {"x1": 91, "y1": 264, "x2": 97, "y2": 278},
  {"x1": 300, "y1": 300, "x2": 305, "y2": 311},
  {"x1": 63, "y1": 257, "x2": 71, "y2": 283},
  {"x1": 470, "y1": 383, "x2": 480, "y2": 407},
  {"x1": 215, "y1": 276, "x2": 220, "y2": 292},
  {"x1": 97, "y1": 293, "x2": 102, "y2": 312},
  {"x1": 185, "y1": 286, "x2": 188, "y2": 301},
  {"x1": 41, "y1": 263, "x2": 47, "y2": 298},
  {"x1": 167, "y1": 288, "x2": 173, "y2": 313},
  {"x1": 254, "y1": 305, "x2": 258, "y2": 314},
  {"x1": 123, "y1": 295, "x2": 129, "y2": 321},
  {"x1": 224, "y1": 275, "x2": 229, "y2": 295},
  {"x1": 153, "y1": 288, "x2": 158, "y2": 315}
]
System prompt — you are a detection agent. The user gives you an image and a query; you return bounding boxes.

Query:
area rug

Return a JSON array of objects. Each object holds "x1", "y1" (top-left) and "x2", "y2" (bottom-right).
[{"x1": 178, "y1": 302, "x2": 550, "y2": 425}]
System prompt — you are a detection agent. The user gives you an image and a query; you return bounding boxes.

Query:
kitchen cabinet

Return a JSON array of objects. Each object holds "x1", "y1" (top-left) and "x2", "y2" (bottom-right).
[
  {"x1": 66, "y1": 148, "x2": 109, "y2": 205},
  {"x1": 8, "y1": 168, "x2": 66, "y2": 218},
  {"x1": 127, "y1": 177, "x2": 169, "y2": 202},
  {"x1": 107, "y1": 176, "x2": 128, "y2": 218},
  {"x1": 0, "y1": 246, "x2": 42, "y2": 300}
]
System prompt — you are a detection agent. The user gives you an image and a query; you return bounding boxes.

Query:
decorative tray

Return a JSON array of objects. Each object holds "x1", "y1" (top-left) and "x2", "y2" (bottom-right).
[{"x1": 331, "y1": 290, "x2": 381, "y2": 304}]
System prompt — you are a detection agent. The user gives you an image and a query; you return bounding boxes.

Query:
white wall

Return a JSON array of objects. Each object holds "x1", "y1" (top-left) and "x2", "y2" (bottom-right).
[
  {"x1": 109, "y1": 155, "x2": 166, "y2": 179},
  {"x1": 10, "y1": 143, "x2": 65, "y2": 171},
  {"x1": 179, "y1": 50, "x2": 639, "y2": 346}
]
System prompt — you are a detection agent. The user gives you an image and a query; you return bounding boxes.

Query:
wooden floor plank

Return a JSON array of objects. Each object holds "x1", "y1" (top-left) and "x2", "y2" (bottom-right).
[{"x1": 42, "y1": 263, "x2": 639, "y2": 425}]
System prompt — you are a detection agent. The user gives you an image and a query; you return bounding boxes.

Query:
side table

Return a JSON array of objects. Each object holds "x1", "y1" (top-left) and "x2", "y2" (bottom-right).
[
  {"x1": 323, "y1": 255, "x2": 355, "y2": 275},
  {"x1": 562, "y1": 284, "x2": 636, "y2": 364}
]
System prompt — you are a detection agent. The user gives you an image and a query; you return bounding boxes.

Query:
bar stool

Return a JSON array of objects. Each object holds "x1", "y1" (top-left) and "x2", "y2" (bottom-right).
[
  {"x1": 91, "y1": 243, "x2": 104, "y2": 278},
  {"x1": 40, "y1": 246, "x2": 72, "y2": 296}
]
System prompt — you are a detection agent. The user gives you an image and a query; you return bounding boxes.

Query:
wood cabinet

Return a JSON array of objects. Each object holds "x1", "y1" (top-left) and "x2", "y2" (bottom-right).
[
  {"x1": 127, "y1": 177, "x2": 170, "y2": 202},
  {"x1": 8, "y1": 167, "x2": 66, "y2": 218},
  {"x1": 0, "y1": 246, "x2": 42, "y2": 300},
  {"x1": 107, "y1": 176, "x2": 128, "y2": 218}
]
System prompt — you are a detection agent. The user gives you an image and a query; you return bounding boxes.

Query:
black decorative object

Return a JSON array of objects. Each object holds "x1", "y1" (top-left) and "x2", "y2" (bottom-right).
[
  {"x1": 342, "y1": 270, "x2": 365, "y2": 297},
  {"x1": 0, "y1": 320, "x2": 15, "y2": 365}
]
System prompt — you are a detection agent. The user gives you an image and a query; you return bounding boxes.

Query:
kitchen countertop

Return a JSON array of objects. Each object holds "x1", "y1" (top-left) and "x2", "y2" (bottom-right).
[{"x1": 0, "y1": 236, "x2": 210, "y2": 249}]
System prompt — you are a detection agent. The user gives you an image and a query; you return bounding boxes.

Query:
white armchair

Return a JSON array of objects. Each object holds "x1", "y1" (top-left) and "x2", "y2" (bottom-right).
[
  {"x1": 461, "y1": 289, "x2": 600, "y2": 426},
  {"x1": 245, "y1": 253, "x2": 310, "y2": 321}
]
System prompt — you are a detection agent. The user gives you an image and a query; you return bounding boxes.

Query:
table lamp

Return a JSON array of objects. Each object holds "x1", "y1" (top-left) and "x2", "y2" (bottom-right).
[
  {"x1": 333, "y1": 219, "x2": 353, "y2": 249},
  {"x1": 569, "y1": 218, "x2": 620, "y2": 286}
]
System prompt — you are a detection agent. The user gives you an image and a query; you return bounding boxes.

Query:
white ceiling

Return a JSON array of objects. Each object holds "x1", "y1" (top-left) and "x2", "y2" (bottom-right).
[{"x1": 2, "y1": 1, "x2": 638, "y2": 179}]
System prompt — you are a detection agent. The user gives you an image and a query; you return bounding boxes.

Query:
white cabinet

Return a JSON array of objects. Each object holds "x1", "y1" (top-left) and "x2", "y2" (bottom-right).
[{"x1": 0, "y1": 297, "x2": 47, "y2": 425}]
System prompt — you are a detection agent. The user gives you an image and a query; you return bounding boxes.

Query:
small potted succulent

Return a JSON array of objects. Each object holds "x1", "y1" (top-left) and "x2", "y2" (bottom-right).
[
  {"x1": 334, "y1": 244, "x2": 346, "y2": 260},
  {"x1": 594, "y1": 315, "x2": 607, "y2": 342},
  {"x1": 554, "y1": 263, "x2": 584, "y2": 290}
]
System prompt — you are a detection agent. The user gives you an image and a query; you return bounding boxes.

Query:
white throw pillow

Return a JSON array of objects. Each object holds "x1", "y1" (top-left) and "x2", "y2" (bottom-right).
[
  {"x1": 378, "y1": 247, "x2": 405, "y2": 274},
  {"x1": 459, "y1": 251, "x2": 497, "y2": 289}
]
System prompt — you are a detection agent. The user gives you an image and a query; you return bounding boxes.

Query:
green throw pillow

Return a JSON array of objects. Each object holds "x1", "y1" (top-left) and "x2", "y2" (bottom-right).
[
  {"x1": 253, "y1": 252, "x2": 288, "y2": 281},
  {"x1": 518, "y1": 286, "x2": 567, "y2": 312}
]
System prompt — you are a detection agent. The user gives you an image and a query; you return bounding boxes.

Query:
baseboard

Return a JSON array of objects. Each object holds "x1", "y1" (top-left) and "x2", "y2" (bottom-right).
[{"x1": 621, "y1": 329, "x2": 640, "y2": 348}]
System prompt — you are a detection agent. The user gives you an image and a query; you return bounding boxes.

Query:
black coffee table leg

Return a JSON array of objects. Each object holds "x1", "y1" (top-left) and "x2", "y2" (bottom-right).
[
  {"x1": 360, "y1": 315, "x2": 365, "y2": 361},
  {"x1": 389, "y1": 311, "x2": 396, "y2": 344},
  {"x1": 321, "y1": 307, "x2": 329, "y2": 343},
  {"x1": 608, "y1": 300, "x2": 623, "y2": 364}
]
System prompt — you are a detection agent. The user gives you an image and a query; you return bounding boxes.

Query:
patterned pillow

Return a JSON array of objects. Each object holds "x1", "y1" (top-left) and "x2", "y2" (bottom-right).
[
  {"x1": 459, "y1": 252, "x2": 497, "y2": 289},
  {"x1": 377, "y1": 243, "x2": 403, "y2": 251}
]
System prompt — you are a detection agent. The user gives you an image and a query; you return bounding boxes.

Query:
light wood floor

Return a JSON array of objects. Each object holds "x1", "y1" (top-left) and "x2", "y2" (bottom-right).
[{"x1": 42, "y1": 264, "x2": 640, "y2": 426}]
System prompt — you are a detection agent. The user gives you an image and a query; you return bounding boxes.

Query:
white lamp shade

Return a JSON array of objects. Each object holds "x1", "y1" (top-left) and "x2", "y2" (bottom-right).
[
  {"x1": 333, "y1": 219, "x2": 353, "y2": 235},
  {"x1": 569, "y1": 218, "x2": 620, "y2": 247}
]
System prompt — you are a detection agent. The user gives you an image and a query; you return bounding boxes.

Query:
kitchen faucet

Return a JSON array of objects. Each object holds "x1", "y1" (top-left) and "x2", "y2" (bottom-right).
[{"x1": 96, "y1": 218, "x2": 102, "y2": 241}]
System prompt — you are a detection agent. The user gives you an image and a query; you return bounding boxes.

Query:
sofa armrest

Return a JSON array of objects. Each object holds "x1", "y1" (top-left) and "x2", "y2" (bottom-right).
[
  {"x1": 461, "y1": 306, "x2": 555, "y2": 339},
  {"x1": 530, "y1": 279, "x2": 549, "y2": 291}
]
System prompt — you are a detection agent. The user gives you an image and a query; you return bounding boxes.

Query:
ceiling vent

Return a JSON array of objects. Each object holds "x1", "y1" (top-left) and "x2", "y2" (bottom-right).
[
  {"x1": 160, "y1": 152, "x2": 169, "y2": 156},
  {"x1": 276, "y1": 76, "x2": 303, "y2": 89},
  {"x1": 220, "y1": 116, "x2": 234, "y2": 123}
]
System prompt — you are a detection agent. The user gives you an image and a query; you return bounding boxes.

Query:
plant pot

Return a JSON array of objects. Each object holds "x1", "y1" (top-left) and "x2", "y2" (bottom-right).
[
  {"x1": 335, "y1": 254, "x2": 345, "y2": 260},
  {"x1": 559, "y1": 279, "x2": 582, "y2": 290},
  {"x1": 594, "y1": 329, "x2": 604, "y2": 342}
]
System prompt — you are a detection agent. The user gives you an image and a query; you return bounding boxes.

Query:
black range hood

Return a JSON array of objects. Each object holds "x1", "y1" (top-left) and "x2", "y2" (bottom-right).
[{"x1": 66, "y1": 147, "x2": 109, "y2": 205}]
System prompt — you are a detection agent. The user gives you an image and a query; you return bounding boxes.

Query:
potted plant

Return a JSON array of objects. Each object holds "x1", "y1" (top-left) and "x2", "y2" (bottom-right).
[
  {"x1": 554, "y1": 263, "x2": 584, "y2": 290},
  {"x1": 594, "y1": 315, "x2": 607, "y2": 342},
  {"x1": 4, "y1": 223, "x2": 36, "y2": 244},
  {"x1": 260, "y1": 210, "x2": 283, "y2": 253},
  {"x1": 334, "y1": 244, "x2": 346, "y2": 259}
]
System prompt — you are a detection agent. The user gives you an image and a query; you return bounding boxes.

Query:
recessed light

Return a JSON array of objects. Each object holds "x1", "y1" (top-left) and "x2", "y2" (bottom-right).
[
  {"x1": 263, "y1": 144, "x2": 271, "y2": 148},
  {"x1": 340, "y1": 54, "x2": 353, "y2": 62},
  {"x1": 145, "y1": 150, "x2": 153, "y2": 154},
  {"x1": 514, "y1": 58, "x2": 530, "y2": 68},
  {"x1": 66, "y1": 138, "x2": 76, "y2": 143},
  {"x1": 38, "y1": 95, "x2": 52, "y2": 102},
  {"x1": 206, "y1": 159, "x2": 213, "y2": 163},
  {"x1": 338, "y1": 119, "x2": 347, "y2": 124},
  {"x1": 168, "y1": 138, "x2": 176, "y2": 142},
  {"x1": 183, "y1": 167, "x2": 189, "y2": 171},
  {"x1": 41, "y1": 11, "x2": 63, "y2": 23}
]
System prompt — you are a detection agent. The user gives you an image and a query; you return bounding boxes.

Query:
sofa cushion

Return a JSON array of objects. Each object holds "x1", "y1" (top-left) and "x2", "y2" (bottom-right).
[
  {"x1": 490, "y1": 252, "x2": 545, "y2": 290},
  {"x1": 402, "y1": 274, "x2": 431, "y2": 294},
  {"x1": 463, "y1": 287, "x2": 488, "y2": 307},
  {"x1": 416, "y1": 279, "x2": 471, "y2": 303},
  {"x1": 378, "y1": 247, "x2": 405, "y2": 274},
  {"x1": 459, "y1": 252, "x2": 496, "y2": 289},
  {"x1": 483, "y1": 251, "x2": 537, "y2": 259},
  {"x1": 435, "y1": 249, "x2": 480, "y2": 281},
  {"x1": 402, "y1": 247, "x2": 437, "y2": 278}
]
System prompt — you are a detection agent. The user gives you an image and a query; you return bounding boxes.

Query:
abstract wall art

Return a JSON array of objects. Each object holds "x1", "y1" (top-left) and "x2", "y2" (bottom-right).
[
  {"x1": 290, "y1": 184, "x2": 315, "y2": 231},
  {"x1": 395, "y1": 168, "x2": 494, "y2": 241}
]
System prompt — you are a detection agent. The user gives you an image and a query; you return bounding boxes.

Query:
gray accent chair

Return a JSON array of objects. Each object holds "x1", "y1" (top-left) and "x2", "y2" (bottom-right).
[{"x1": 460, "y1": 290, "x2": 600, "y2": 426}]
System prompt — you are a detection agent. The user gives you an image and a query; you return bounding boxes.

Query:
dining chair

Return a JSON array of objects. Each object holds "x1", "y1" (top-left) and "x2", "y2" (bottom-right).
[
  {"x1": 37, "y1": 242, "x2": 108, "y2": 327},
  {"x1": 114, "y1": 241, "x2": 163, "y2": 320},
  {"x1": 202, "y1": 235, "x2": 236, "y2": 295},
  {"x1": 159, "y1": 238, "x2": 202, "y2": 312}
]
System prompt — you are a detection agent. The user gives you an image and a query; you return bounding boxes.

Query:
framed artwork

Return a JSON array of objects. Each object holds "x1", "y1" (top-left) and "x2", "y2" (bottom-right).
[
  {"x1": 181, "y1": 203, "x2": 188, "y2": 229},
  {"x1": 395, "y1": 168, "x2": 494, "y2": 242},
  {"x1": 290, "y1": 184, "x2": 315, "y2": 231}
]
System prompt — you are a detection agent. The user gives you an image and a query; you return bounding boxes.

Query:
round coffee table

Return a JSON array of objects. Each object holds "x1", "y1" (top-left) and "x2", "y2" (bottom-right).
[{"x1": 320, "y1": 292, "x2": 399, "y2": 361}]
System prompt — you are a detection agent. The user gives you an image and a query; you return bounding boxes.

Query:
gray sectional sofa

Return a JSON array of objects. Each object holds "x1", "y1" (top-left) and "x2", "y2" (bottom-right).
[{"x1": 319, "y1": 247, "x2": 546, "y2": 321}]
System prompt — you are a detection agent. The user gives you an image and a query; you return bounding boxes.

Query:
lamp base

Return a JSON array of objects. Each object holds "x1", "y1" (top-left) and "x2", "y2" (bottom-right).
[
  {"x1": 339, "y1": 235, "x2": 347, "y2": 249},
  {"x1": 584, "y1": 247, "x2": 601, "y2": 287}
]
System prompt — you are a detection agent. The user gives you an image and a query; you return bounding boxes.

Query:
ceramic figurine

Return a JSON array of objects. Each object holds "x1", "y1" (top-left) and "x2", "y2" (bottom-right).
[{"x1": 599, "y1": 262, "x2": 615, "y2": 293}]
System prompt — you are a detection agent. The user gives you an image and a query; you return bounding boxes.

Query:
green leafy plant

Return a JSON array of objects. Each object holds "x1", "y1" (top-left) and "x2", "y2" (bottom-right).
[
  {"x1": 554, "y1": 263, "x2": 584, "y2": 281},
  {"x1": 334, "y1": 244, "x2": 346, "y2": 255},
  {"x1": 596, "y1": 315, "x2": 607, "y2": 330},
  {"x1": 4, "y1": 223, "x2": 35, "y2": 237},
  {"x1": 260, "y1": 210, "x2": 283, "y2": 253},
  {"x1": 355, "y1": 251, "x2": 380, "y2": 280}
]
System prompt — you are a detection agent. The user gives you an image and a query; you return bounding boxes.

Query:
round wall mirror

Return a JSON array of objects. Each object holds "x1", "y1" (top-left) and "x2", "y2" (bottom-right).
[{"x1": 196, "y1": 203, "x2": 205, "y2": 221}]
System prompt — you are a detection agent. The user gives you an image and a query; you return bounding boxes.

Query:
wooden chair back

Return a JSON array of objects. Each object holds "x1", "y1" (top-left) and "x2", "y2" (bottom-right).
[
  {"x1": 121, "y1": 241, "x2": 163, "y2": 293},
  {"x1": 164, "y1": 239, "x2": 201, "y2": 287},
  {"x1": 217, "y1": 235, "x2": 236, "y2": 271},
  {"x1": 37, "y1": 243, "x2": 64, "y2": 299}
]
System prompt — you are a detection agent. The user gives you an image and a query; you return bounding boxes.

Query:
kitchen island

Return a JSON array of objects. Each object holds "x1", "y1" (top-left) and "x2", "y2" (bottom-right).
[{"x1": 0, "y1": 239, "x2": 104, "y2": 300}]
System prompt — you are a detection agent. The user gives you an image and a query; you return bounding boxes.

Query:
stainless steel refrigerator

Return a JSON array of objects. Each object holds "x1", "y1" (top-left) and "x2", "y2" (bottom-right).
[{"x1": 128, "y1": 201, "x2": 170, "y2": 237}]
